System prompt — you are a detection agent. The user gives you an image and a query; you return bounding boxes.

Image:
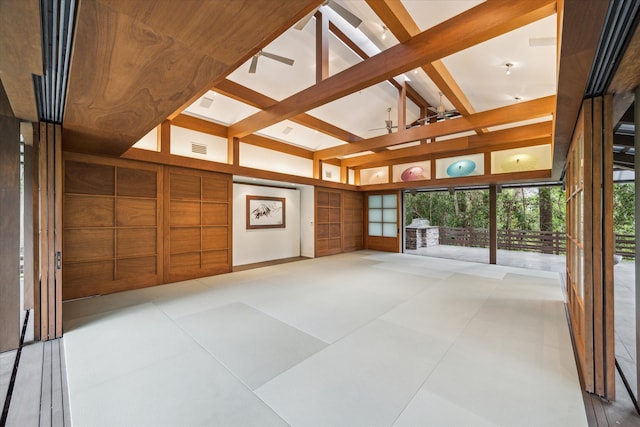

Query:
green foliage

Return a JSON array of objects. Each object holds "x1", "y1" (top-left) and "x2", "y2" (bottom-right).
[
  {"x1": 405, "y1": 186, "x2": 567, "y2": 232},
  {"x1": 404, "y1": 183, "x2": 632, "y2": 235},
  {"x1": 613, "y1": 183, "x2": 635, "y2": 235}
]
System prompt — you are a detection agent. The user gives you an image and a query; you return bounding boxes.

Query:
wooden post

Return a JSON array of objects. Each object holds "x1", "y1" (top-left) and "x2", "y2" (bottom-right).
[
  {"x1": 315, "y1": 11, "x2": 328, "y2": 83},
  {"x1": 228, "y1": 136, "x2": 239, "y2": 166},
  {"x1": 489, "y1": 185, "x2": 497, "y2": 264},
  {"x1": 0, "y1": 82, "x2": 21, "y2": 352}
]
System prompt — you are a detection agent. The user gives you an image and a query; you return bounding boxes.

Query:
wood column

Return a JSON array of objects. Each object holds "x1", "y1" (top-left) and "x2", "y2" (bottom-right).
[
  {"x1": 23, "y1": 125, "x2": 35, "y2": 311},
  {"x1": 36, "y1": 123, "x2": 63, "y2": 341},
  {"x1": 0, "y1": 82, "x2": 21, "y2": 352},
  {"x1": 489, "y1": 185, "x2": 497, "y2": 264},
  {"x1": 315, "y1": 11, "x2": 328, "y2": 82}
]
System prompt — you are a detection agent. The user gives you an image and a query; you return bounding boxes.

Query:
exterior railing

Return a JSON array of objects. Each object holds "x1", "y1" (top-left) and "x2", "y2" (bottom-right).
[
  {"x1": 437, "y1": 227, "x2": 636, "y2": 258},
  {"x1": 438, "y1": 227, "x2": 565, "y2": 254}
]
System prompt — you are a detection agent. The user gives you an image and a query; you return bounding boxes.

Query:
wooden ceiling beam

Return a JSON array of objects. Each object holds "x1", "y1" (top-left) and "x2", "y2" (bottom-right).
[
  {"x1": 316, "y1": 11, "x2": 329, "y2": 82},
  {"x1": 352, "y1": 137, "x2": 552, "y2": 170},
  {"x1": 342, "y1": 121, "x2": 553, "y2": 167},
  {"x1": 215, "y1": 79, "x2": 362, "y2": 142},
  {"x1": 229, "y1": 0, "x2": 556, "y2": 139},
  {"x1": 328, "y1": 22, "x2": 428, "y2": 109},
  {"x1": 365, "y1": 0, "x2": 486, "y2": 134},
  {"x1": 171, "y1": 114, "x2": 228, "y2": 138},
  {"x1": 317, "y1": 95, "x2": 555, "y2": 160}
]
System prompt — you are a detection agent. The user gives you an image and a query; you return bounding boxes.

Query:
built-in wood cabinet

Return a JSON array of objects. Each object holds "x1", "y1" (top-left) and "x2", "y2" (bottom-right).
[
  {"x1": 164, "y1": 167, "x2": 232, "y2": 283},
  {"x1": 63, "y1": 155, "x2": 162, "y2": 300},
  {"x1": 343, "y1": 191, "x2": 364, "y2": 252},
  {"x1": 315, "y1": 188, "x2": 364, "y2": 257}
]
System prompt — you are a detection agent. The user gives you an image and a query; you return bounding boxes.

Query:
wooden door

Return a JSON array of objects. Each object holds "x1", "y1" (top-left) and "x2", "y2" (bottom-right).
[
  {"x1": 365, "y1": 191, "x2": 400, "y2": 252},
  {"x1": 164, "y1": 167, "x2": 232, "y2": 283},
  {"x1": 315, "y1": 188, "x2": 342, "y2": 256}
]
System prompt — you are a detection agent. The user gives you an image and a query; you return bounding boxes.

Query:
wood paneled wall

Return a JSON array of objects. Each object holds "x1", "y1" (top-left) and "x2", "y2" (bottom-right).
[
  {"x1": 62, "y1": 156, "x2": 232, "y2": 300},
  {"x1": 164, "y1": 167, "x2": 232, "y2": 283},
  {"x1": 63, "y1": 154, "x2": 163, "y2": 300},
  {"x1": 315, "y1": 188, "x2": 364, "y2": 257}
]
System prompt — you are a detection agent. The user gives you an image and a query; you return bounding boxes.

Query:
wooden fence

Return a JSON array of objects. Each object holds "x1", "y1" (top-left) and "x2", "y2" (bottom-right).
[{"x1": 438, "y1": 227, "x2": 635, "y2": 258}]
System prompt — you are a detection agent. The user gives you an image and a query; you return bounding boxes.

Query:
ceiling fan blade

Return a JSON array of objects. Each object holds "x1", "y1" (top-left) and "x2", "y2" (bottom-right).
[
  {"x1": 248, "y1": 55, "x2": 259, "y2": 73},
  {"x1": 327, "y1": 0, "x2": 362, "y2": 28},
  {"x1": 294, "y1": 8, "x2": 317, "y2": 30},
  {"x1": 260, "y1": 51, "x2": 295, "y2": 66}
]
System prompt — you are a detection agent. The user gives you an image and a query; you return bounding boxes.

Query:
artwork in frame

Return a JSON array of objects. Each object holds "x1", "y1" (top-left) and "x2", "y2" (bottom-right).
[{"x1": 246, "y1": 195, "x2": 286, "y2": 229}]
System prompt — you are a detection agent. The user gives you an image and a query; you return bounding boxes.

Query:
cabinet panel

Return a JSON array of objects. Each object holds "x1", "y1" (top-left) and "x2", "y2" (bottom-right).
[
  {"x1": 117, "y1": 167, "x2": 156, "y2": 198},
  {"x1": 117, "y1": 228, "x2": 157, "y2": 257},
  {"x1": 65, "y1": 195, "x2": 114, "y2": 227},
  {"x1": 116, "y1": 198, "x2": 156, "y2": 226}
]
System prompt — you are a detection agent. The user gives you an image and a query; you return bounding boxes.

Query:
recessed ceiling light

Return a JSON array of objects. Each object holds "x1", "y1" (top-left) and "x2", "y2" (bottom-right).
[
  {"x1": 200, "y1": 96, "x2": 214, "y2": 108},
  {"x1": 381, "y1": 25, "x2": 388, "y2": 40}
]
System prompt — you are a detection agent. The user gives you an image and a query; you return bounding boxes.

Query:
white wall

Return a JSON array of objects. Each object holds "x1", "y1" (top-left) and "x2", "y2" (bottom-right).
[
  {"x1": 240, "y1": 143, "x2": 313, "y2": 177},
  {"x1": 233, "y1": 183, "x2": 302, "y2": 266},
  {"x1": 171, "y1": 126, "x2": 228, "y2": 163},
  {"x1": 298, "y1": 184, "x2": 315, "y2": 258}
]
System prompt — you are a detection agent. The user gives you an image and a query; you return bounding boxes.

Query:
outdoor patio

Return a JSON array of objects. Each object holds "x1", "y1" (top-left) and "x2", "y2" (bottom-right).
[{"x1": 406, "y1": 244, "x2": 638, "y2": 424}]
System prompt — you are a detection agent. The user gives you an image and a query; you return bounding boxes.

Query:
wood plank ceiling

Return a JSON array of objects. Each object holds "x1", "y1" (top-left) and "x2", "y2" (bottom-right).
[
  {"x1": 62, "y1": 0, "x2": 322, "y2": 155},
  {"x1": 58, "y1": 0, "x2": 615, "y2": 184}
]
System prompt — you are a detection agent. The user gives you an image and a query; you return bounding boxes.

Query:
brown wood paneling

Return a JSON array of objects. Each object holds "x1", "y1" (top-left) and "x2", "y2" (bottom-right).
[
  {"x1": 116, "y1": 198, "x2": 157, "y2": 227},
  {"x1": 62, "y1": 154, "x2": 163, "y2": 300},
  {"x1": 165, "y1": 167, "x2": 232, "y2": 282},
  {"x1": 202, "y1": 203, "x2": 228, "y2": 225},
  {"x1": 202, "y1": 250, "x2": 229, "y2": 269},
  {"x1": 117, "y1": 229, "x2": 157, "y2": 257},
  {"x1": 202, "y1": 227, "x2": 228, "y2": 251},
  {"x1": 170, "y1": 201, "x2": 201, "y2": 226},
  {"x1": 343, "y1": 190, "x2": 364, "y2": 252},
  {"x1": 64, "y1": 161, "x2": 114, "y2": 195},
  {"x1": 116, "y1": 257, "x2": 157, "y2": 279},
  {"x1": 315, "y1": 188, "x2": 343, "y2": 257},
  {"x1": 64, "y1": 195, "x2": 114, "y2": 227},
  {"x1": 64, "y1": 229, "x2": 114, "y2": 262},
  {"x1": 63, "y1": 261, "x2": 114, "y2": 288},
  {"x1": 170, "y1": 227, "x2": 201, "y2": 254},
  {"x1": 62, "y1": 0, "x2": 319, "y2": 156},
  {"x1": 170, "y1": 252, "x2": 201, "y2": 271},
  {"x1": 117, "y1": 168, "x2": 157, "y2": 198},
  {"x1": 203, "y1": 175, "x2": 229, "y2": 201},
  {"x1": 170, "y1": 173, "x2": 201, "y2": 200}
]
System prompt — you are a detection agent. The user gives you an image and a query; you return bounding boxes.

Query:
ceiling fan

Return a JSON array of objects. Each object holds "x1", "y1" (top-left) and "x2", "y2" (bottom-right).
[
  {"x1": 369, "y1": 107, "x2": 397, "y2": 134},
  {"x1": 294, "y1": 0, "x2": 362, "y2": 30},
  {"x1": 425, "y1": 92, "x2": 459, "y2": 120},
  {"x1": 249, "y1": 50, "x2": 295, "y2": 73}
]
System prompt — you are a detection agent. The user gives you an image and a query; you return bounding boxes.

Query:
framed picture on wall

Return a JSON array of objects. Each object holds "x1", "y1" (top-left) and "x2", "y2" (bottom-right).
[{"x1": 246, "y1": 195, "x2": 286, "y2": 229}]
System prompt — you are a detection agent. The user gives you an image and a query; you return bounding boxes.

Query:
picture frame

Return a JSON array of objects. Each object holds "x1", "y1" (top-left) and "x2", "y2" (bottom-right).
[{"x1": 246, "y1": 195, "x2": 286, "y2": 229}]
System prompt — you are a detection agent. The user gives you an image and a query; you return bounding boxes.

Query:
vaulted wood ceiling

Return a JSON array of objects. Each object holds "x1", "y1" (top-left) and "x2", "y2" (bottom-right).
[{"x1": 52, "y1": 0, "x2": 619, "y2": 183}]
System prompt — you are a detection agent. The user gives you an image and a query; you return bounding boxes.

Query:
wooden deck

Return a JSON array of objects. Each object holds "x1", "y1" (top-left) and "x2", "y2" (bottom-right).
[
  {"x1": 0, "y1": 311, "x2": 70, "y2": 427},
  {"x1": 406, "y1": 244, "x2": 640, "y2": 426}
]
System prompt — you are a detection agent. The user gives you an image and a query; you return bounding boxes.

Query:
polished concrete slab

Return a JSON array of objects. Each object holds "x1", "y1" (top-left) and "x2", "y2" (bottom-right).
[{"x1": 63, "y1": 250, "x2": 587, "y2": 426}]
